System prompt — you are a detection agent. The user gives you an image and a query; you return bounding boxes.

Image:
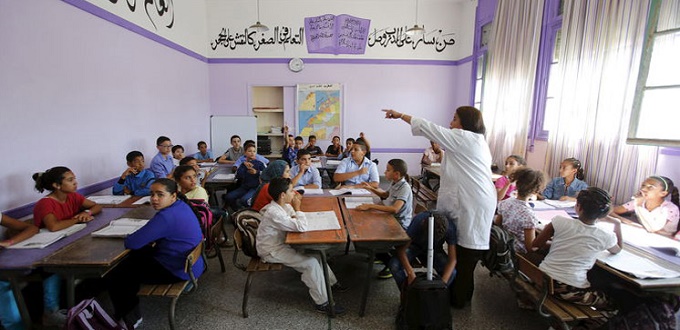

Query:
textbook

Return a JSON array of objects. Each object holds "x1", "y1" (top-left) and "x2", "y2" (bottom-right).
[
  {"x1": 344, "y1": 197, "x2": 375, "y2": 209},
  {"x1": 8, "y1": 224, "x2": 87, "y2": 249},
  {"x1": 329, "y1": 188, "x2": 372, "y2": 196},
  {"x1": 303, "y1": 211, "x2": 341, "y2": 232},
  {"x1": 86, "y1": 195, "x2": 130, "y2": 205},
  {"x1": 91, "y1": 218, "x2": 149, "y2": 238}
]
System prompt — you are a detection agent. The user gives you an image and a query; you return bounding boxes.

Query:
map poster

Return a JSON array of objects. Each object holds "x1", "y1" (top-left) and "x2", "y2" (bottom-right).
[{"x1": 296, "y1": 83, "x2": 342, "y2": 140}]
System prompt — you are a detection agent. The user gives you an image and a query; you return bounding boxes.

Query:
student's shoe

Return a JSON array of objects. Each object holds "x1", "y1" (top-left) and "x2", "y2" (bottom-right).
[
  {"x1": 377, "y1": 266, "x2": 392, "y2": 279},
  {"x1": 331, "y1": 282, "x2": 349, "y2": 292},
  {"x1": 314, "y1": 302, "x2": 346, "y2": 316},
  {"x1": 123, "y1": 307, "x2": 143, "y2": 329},
  {"x1": 42, "y1": 309, "x2": 67, "y2": 327}
]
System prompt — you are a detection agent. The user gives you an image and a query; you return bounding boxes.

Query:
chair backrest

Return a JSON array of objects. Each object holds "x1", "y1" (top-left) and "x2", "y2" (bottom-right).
[
  {"x1": 516, "y1": 253, "x2": 554, "y2": 294},
  {"x1": 185, "y1": 241, "x2": 204, "y2": 273},
  {"x1": 233, "y1": 209, "x2": 263, "y2": 258}
]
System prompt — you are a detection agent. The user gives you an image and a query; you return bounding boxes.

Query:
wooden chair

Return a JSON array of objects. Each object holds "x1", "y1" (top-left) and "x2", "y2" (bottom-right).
[
  {"x1": 410, "y1": 177, "x2": 437, "y2": 213},
  {"x1": 209, "y1": 216, "x2": 227, "y2": 273},
  {"x1": 137, "y1": 241, "x2": 206, "y2": 330},
  {"x1": 513, "y1": 254, "x2": 609, "y2": 330},
  {"x1": 232, "y1": 209, "x2": 284, "y2": 318}
]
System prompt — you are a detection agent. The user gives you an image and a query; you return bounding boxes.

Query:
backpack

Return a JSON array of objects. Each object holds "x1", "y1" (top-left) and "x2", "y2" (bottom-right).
[
  {"x1": 188, "y1": 199, "x2": 214, "y2": 251},
  {"x1": 65, "y1": 298, "x2": 127, "y2": 330},
  {"x1": 481, "y1": 224, "x2": 515, "y2": 276},
  {"x1": 233, "y1": 209, "x2": 263, "y2": 258},
  {"x1": 607, "y1": 296, "x2": 679, "y2": 330}
]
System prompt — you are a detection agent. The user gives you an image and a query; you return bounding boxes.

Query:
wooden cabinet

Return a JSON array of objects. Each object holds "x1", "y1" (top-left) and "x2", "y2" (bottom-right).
[{"x1": 252, "y1": 86, "x2": 284, "y2": 158}]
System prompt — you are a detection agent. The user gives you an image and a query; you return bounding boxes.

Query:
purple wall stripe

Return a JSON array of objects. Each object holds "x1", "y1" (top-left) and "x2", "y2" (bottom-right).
[
  {"x1": 60, "y1": 0, "x2": 208, "y2": 63},
  {"x1": 4, "y1": 178, "x2": 118, "y2": 219},
  {"x1": 660, "y1": 148, "x2": 680, "y2": 156},
  {"x1": 371, "y1": 148, "x2": 425, "y2": 153}
]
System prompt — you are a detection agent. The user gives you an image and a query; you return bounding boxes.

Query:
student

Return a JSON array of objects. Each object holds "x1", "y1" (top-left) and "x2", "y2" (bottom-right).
[
  {"x1": 112, "y1": 151, "x2": 155, "y2": 196},
  {"x1": 333, "y1": 141, "x2": 379, "y2": 189},
  {"x1": 216, "y1": 135, "x2": 243, "y2": 165},
  {"x1": 304, "y1": 135, "x2": 323, "y2": 157},
  {"x1": 494, "y1": 155, "x2": 527, "y2": 201},
  {"x1": 256, "y1": 177, "x2": 347, "y2": 315},
  {"x1": 150, "y1": 136, "x2": 175, "y2": 178},
  {"x1": 232, "y1": 141, "x2": 270, "y2": 171},
  {"x1": 610, "y1": 176, "x2": 680, "y2": 237},
  {"x1": 290, "y1": 149, "x2": 322, "y2": 189},
  {"x1": 0, "y1": 213, "x2": 39, "y2": 330},
  {"x1": 494, "y1": 168, "x2": 546, "y2": 254},
  {"x1": 341, "y1": 138, "x2": 354, "y2": 159},
  {"x1": 383, "y1": 107, "x2": 496, "y2": 309},
  {"x1": 194, "y1": 141, "x2": 214, "y2": 163},
  {"x1": 282, "y1": 132, "x2": 295, "y2": 165},
  {"x1": 356, "y1": 159, "x2": 413, "y2": 279},
  {"x1": 32, "y1": 166, "x2": 102, "y2": 326},
  {"x1": 421, "y1": 140, "x2": 444, "y2": 166},
  {"x1": 532, "y1": 187, "x2": 622, "y2": 308},
  {"x1": 325, "y1": 136, "x2": 344, "y2": 159},
  {"x1": 180, "y1": 156, "x2": 207, "y2": 186},
  {"x1": 251, "y1": 160, "x2": 292, "y2": 212},
  {"x1": 283, "y1": 136, "x2": 304, "y2": 166},
  {"x1": 173, "y1": 165, "x2": 209, "y2": 203},
  {"x1": 106, "y1": 179, "x2": 205, "y2": 328},
  {"x1": 389, "y1": 211, "x2": 457, "y2": 288},
  {"x1": 171, "y1": 145, "x2": 184, "y2": 167},
  {"x1": 225, "y1": 144, "x2": 266, "y2": 210},
  {"x1": 542, "y1": 157, "x2": 587, "y2": 201},
  {"x1": 355, "y1": 132, "x2": 372, "y2": 160}
]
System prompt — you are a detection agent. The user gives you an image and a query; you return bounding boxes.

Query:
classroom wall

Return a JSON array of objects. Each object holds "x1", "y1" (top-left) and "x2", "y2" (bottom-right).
[{"x1": 0, "y1": 0, "x2": 210, "y2": 212}]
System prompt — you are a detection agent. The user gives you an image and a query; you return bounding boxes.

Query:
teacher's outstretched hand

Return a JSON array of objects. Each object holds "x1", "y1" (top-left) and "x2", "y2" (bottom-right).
[{"x1": 382, "y1": 109, "x2": 412, "y2": 124}]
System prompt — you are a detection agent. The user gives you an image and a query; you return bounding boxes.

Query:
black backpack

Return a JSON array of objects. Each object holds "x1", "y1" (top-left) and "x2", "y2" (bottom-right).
[{"x1": 481, "y1": 224, "x2": 515, "y2": 276}]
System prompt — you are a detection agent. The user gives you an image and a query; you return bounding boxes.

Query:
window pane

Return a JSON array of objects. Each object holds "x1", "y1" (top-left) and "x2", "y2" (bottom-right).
[
  {"x1": 546, "y1": 63, "x2": 562, "y2": 98},
  {"x1": 474, "y1": 79, "x2": 483, "y2": 103},
  {"x1": 542, "y1": 98, "x2": 558, "y2": 132},
  {"x1": 647, "y1": 31, "x2": 680, "y2": 86},
  {"x1": 476, "y1": 53, "x2": 485, "y2": 79},
  {"x1": 657, "y1": 0, "x2": 680, "y2": 31},
  {"x1": 553, "y1": 29, "x2": 562, "y2": 62},
  {"x1": 636, "y1": 88, "x2": 680, "y2": 140}
]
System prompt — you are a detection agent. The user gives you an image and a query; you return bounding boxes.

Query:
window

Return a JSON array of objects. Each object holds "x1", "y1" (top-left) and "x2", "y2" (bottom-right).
[
  {"x1": 471, "y1": 22, "x2": 492, "y2": 110},
  {"x1": 628, "y1": 0, "x2": 680, "y2": 146}
]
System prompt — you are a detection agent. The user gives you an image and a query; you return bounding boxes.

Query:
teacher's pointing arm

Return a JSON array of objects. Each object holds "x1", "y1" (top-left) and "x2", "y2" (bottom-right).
[{"x1": 383, "y1": 109, "x2": 412, "y2": 124}]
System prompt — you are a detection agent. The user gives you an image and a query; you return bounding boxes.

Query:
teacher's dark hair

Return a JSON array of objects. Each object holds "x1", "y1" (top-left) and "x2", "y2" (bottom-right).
[
  {"x1": 33, "y1": 166, "x2": 72, "y2": 193},
  {"x1": 456, "y1": 106, "x2": 486, "y2": 135}
]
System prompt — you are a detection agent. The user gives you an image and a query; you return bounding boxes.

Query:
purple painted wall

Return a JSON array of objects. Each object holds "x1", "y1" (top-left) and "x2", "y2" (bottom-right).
[{"x1": 0, "y1": 1, "x2": 210, "y2": 211}]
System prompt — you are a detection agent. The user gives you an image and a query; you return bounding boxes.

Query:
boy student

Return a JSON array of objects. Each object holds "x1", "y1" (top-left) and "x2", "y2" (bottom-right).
[
  {"x1": 333, "y1": 141, "x2": 380, "y2": 189},
  {"x1": 216, "y1": 135, "x2": 243, "y2": 165},
  {"x1": 112, "y1": 151, "x2": 155, "y2": 196},
  {"x1": 256, "y1": 177, "x2": 347, "y2": 315},
  {"x1": 290, "y1": 149, "x2": 322, "y2": 188},
  {"x1": 284, "y1": 136, "x2": 304, "y2": 165},
  {"x1": 305, "y1": 135, "x2": 323, "y2": 156},
  {"x1": 341, "y1": 138, "x2": 354, "y2": 159},
  {"x1": 232, "y1": 140, "x2": 270, "y2": 172},
  {"x1": 171, "y1": 145, "x2": 184, "y2": 167},
  {"x1": 150, "y1": 136, "x2": 175, "y2": 178},
  {"x1": 194, "y1": 141, "x2": 214, "y2": 163},
  {"x1": 179, "y1": 156, "x2": 207, "y2": 186}
]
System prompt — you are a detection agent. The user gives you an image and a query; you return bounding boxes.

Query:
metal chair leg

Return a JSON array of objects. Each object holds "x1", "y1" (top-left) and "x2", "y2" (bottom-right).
[{"x1": 169, "y1": 296, "x2": 179, "y2": 330}]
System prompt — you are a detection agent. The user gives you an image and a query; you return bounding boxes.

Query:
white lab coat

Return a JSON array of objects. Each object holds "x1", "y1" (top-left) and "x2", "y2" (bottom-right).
[{"x1": 411, "y1": 117, "x2": 497, "y2": 250}]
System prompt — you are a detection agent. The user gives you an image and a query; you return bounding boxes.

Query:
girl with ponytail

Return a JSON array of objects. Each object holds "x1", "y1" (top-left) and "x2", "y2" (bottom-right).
[
  {"x1": 542, "y1": 158, "x2": 588, "y2": 201},
  {"x1": 611, "y1": 176, "x2": 680, "y2": 237}
]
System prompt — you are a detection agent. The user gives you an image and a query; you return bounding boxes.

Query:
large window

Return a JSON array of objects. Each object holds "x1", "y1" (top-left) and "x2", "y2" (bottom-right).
[
  {"x1": 628, "y1": 0, "x2": 680, "y2": 146},
  {"x1": 471, "y1": 22, "x2": 492, "y2": 110}
]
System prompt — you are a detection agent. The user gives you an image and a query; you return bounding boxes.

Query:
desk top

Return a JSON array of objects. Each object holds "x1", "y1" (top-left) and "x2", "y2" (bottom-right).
[
  {"x1": 340, "y1": 197, "x2": 410, "y2": 244},
  {"x1": 422, "y1": 165, "x2": 441, "y2": 177},
  {"x1": 285, "y1": 196, "x2": 347, "y2": 246},
  {"x1": 204, "y1": 164, "x2": 236, "y2": 184},
  {"x1": 0, "y1": 208, "x2": 131, "y2": 272}
]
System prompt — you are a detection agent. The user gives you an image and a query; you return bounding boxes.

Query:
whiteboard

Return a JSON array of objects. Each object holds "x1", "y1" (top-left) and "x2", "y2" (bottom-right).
[{"x1": 210, "y1": 116, "x2": 257, "y2": 157}]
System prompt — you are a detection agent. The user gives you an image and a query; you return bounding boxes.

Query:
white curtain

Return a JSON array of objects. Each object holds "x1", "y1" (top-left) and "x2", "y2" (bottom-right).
[
  {"x1": 483, "y1": 0, "x2": 544, "y2": 165},
  {"x1": 545, "y1": 0, "x2": 659, "y2": 204}
]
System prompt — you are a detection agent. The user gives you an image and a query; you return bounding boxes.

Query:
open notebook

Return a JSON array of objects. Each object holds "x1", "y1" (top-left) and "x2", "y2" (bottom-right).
[
  {"x1": 329, "y1": 188, "x2": 371, "y2": 196},
  {"x1": 8, "y1": 224, "x2": 87, "y2": 249},
  {"x1": 91, "y1": 218, "x2": 149, "y2": 238}
]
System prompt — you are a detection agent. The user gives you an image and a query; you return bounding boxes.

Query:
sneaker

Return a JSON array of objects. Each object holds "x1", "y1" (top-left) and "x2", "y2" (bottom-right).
[
  {"x1": 377, "y1": 266, "x2": 393, "y2": 279},
  {"x1": 42, "y1": 309, "x2": 67, "y2": 327},
  {"x1": 331, "y1": 282, "x2": 349, "y2": 292},
  {"x1": 314, "y1": 302, "x2": 346, "y2": 316}
]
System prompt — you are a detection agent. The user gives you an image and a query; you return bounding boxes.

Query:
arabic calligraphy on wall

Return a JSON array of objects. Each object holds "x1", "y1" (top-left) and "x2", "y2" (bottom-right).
[
  {"x1": 105, "y1": 0, "x2": 174, "y2": 30},
  {"x1": 209, "y1": 26, "x2": 456, "y2": 53}
]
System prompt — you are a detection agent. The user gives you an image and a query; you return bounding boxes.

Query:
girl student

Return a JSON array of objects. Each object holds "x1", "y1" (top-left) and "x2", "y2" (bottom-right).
[
  {"x1": 106, "y1": 179, "x2": 205, "y2": 328},
  {"x1": 1, "y1": 214, "x2": 39, "y2": 330},
  {"x1": 532, "y1": 187, "x2": 622, "y2": 308},
  {"x1": 494, "y1": 155, "x2": 527, "y2": 201},
  {"x1": 173, "y1": 165, "x2": 209, "y2": 203},
  {"x1": 494, "y1": 168, "x2": 546, "y2": 255},
  {"x1": 32, "y1": 166, "x2": 102, "y2": 326},
  {"x1": 611, "y1": 176, "x2": 680, "y2": 237},
  {"x1": 542, "y1": 157, "x2": 588, "y2": 201}
]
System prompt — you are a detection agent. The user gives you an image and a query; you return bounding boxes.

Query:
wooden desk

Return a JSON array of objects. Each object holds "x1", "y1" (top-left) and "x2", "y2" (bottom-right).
[
  {"x1": 285, "y1": 196, "x2": 347, "y2": 317},
  {"x1": 203, "y1": 164, "x2": 237, "y2": 206},
  {"x1": 37, "y1": 206, "x2": 156, "y2": 307},
  {"x1": 340, "y1": 197, "x2": 410, "y2": 316}
]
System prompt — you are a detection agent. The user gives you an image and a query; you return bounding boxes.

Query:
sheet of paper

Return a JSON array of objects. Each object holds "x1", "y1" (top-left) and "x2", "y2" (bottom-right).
[
  {"x1": 303, "y1": 211, "x2": 341, "y2": 231},
  {"x1": 50, "y1": 223, "x2": 87, "y2": 237},
  {"x1": 301, "y1": 188, "x2": 323, "y2": 195},
  {"x1": 6, "y1": 225, "x2": 85, "y2": 249},
  {"x1": 213, "y1": 173, "x2": 235, "y2": 180},
  {"x1": 344, "y1": 197, "x2": 375, "y2": 209},
  {"x1": 534, "y1": 209, "x2": 572, "y2": 229},
  {"x1": 199, "y1": 162, "x2": 216, "y2": 167},
  {"x1": 133, "y1": 196, "x2": 150, "y2": 205},
  {"x1": 544, "y1": 199, "x2": 577, "y2": 208},
  {"x1": 311, "y1": 162, "x2": 322, "y2": 168},
  {"x1": 110, "y1": 218, "x2": 150, "y2": 226},
  {"x1": 92, "y1": 219, "x2": 149, "y2": 238},
  {"x1": 329, "y1": 188, "x2": 372, "y2": 196},
  {"x1": 597, "y1": 250, "x2": 680, "y2": 279},
  {"x1": 87, "y1": 195, "x2": 130, "y2": 204},
  {"x1": 326, "y1": 160, "x2": 341, "y2": 166},
  {"x1": 528, "y1": 200, "x2": 555, "y2": 211}
]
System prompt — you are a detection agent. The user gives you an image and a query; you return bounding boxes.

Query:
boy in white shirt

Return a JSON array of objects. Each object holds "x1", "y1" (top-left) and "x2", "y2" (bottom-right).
[{"x1": 256, "y1": 178, "x2": 347, "y2": 315}]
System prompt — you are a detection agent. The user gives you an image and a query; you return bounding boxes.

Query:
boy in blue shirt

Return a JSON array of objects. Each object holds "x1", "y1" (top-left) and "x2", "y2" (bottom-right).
[
  {"x1": 113, "y1": 151, "x2": 155, "y2": 196},
  {"x1": 150, "y1": 136, "x2": 175, "y2": 178},
  {"x1": 194, "y1": 141, "x2": 214, "y2": 163}
]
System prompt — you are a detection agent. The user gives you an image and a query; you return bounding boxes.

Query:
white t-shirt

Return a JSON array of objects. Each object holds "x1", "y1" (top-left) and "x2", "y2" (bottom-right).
[
  {"x1": 539, "y1": 216, "x2": 617, "y2": 288},
  {"x1": 411, "y1": 117, "x2": 497, "y2": 250}
]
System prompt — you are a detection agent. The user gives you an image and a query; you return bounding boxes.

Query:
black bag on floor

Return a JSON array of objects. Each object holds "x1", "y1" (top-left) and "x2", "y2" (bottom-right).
[{"x1": 397, "y1": 214, "x2": 453, "y2": 330}]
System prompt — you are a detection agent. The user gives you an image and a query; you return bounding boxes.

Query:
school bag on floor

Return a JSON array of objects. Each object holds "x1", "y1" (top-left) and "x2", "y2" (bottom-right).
[
  {"x1": 397, "y1": 214, "x2": 453, "y2": 330},
  {"x1": 481, "y1": 224, "x2": 515, "y2": 277},
  {"x1": 65, "y1": 298, "x2": 128, "y2": 330},
  {"x1": 607, "y1": 296, "x2": 679, "y2": 330}
]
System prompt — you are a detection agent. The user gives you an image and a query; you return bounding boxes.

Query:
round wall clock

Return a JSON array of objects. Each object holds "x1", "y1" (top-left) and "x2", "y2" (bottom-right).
[{"x1": 288, "y1": 58, "x2": 304, "y2": 72}]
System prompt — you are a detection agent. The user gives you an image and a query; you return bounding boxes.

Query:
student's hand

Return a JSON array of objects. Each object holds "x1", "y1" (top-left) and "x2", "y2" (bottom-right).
[
  {"x1": 121, "y1": 167, "x2": 136, "y2": 180},
  {"x1": 558, "y1": 196, "x2": 575, "y2": 201},
  {"x1": 356, "y1": 204, "x2": 371, "y2": 211},
  {"x1": 299, "y1": 163, "x2": 309, "y2": 172},
  {"x1": 73, "y1": 212, "x2": 94, "y2": 223},
  {"x1": 358, "y1": 167, "x2": 369, "y2": 176},
  {"x1": 244, "y1": 161, "x2": 253, "y2": 169},
  {"x1": 382, "y1": 109, "x2": 403, "y2": 119},
  {"x1": 123, "y1": 187, "x2": 132, "y2": 195},
  {"x1": 248, "y1": 168, "x2": 257, "y2": 175},
  {"x1": 291, "y1": 193, "x2": 302, "y2": 210},
  {"x1": 600, "y1": 216, "x2": 622, "y2": 225},
  {"x1": 407, "y1": 271, "x2": 416, "y2": 285},
  {"x1": 0, "y1": 241, "x2": 10, "y2": 248}
]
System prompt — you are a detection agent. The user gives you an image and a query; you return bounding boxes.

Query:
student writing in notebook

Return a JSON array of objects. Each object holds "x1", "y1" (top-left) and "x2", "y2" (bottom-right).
[
  {"x1": 112, "y1": 151, "x2": 155, "y2": 196},
  {"x1": 333, "y1": 141, "x2": 379, "y2": 189},
  {"x1": 194, "y1": 141, "x2": 214, "y2": 163},
  {"x1": 256, "y1": 177, "x2": 347, "y2": 315}
]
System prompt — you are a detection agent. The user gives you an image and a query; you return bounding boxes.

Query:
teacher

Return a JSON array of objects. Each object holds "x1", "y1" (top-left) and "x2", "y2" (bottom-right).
[{"x1": 383, "y1": 107, "x2": 496, "y2": 309}]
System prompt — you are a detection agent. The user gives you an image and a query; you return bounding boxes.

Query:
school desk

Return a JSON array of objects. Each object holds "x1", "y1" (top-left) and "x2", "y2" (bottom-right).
[
  {"x1": 285, "y1": 196, "x2": 347, "y2": 317},
  {"x1": 36, "y1": 206, "x2": 156, "y2": 307},
  {"x1": 203, "y1": 164, "x2": 237, "y2": 206}
]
